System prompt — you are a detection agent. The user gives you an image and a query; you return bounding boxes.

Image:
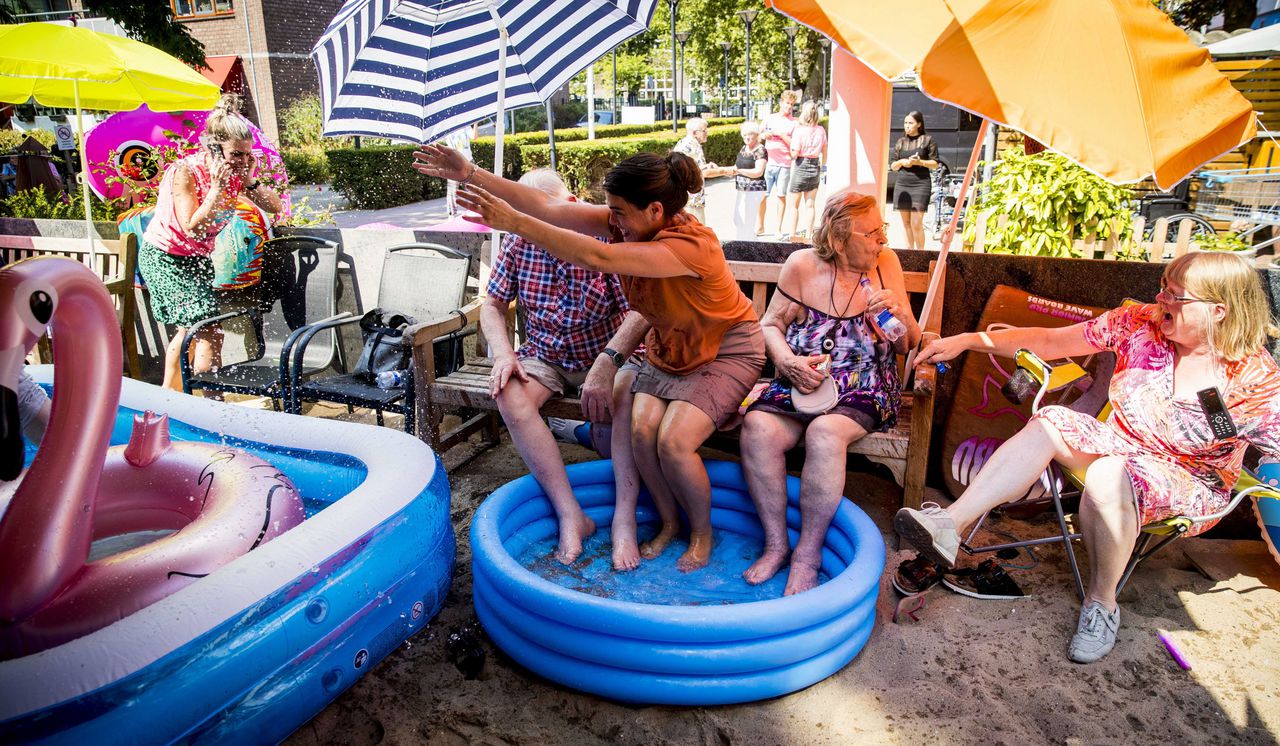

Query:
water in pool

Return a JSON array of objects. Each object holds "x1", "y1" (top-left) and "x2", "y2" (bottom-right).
[{"x1": 516, "y1": 522, "x2": 830, "y2": 605}]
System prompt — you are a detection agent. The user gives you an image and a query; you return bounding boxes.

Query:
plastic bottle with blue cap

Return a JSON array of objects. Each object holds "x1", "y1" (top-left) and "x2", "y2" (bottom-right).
[{"x1": 859, "y1": 277, "x2": 906, "y2": 343}]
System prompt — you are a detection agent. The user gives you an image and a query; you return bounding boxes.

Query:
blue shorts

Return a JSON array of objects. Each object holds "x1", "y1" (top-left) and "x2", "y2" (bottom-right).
[{"x1": 764, "y1": 164, "x2": 791, "y2": 197}]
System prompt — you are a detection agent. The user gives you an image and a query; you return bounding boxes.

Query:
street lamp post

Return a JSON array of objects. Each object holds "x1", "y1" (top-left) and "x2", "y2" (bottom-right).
[
  {"x1": 674, "y1": 31, "x2": 689, "y2": 121},
  {"x1": 667, "y1": 0, "x2": 680, "y2": 132},
  {"x1": 737, "y1": 9, "x2": 758, "y2": 120},
  {"x1": 612, "y1": 48, "x2": 618, "y2": 122},
  {"x1": 784, "y1": 25, "x2": 798, "y2": 91},
  {"x1": 719, "y1": 41, "x2": 731, "y2": 116},
  {"x1": 819, "y1": 37, "x2": 831, "y2": 103}
]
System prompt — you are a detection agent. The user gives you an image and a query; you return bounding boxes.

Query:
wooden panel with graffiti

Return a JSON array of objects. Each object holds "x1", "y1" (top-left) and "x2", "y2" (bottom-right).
[{"x1": 941, "y1": 285, "x2": 1108, "y2": 501}]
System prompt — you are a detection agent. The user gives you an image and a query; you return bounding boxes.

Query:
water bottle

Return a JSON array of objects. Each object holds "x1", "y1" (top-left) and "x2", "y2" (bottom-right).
[
  {"x1": 860, "y1": 278, "x2": 906, "y2": 342},
  {"x1": 375, "y1": 369, "x2": 408, "y2": 389}
]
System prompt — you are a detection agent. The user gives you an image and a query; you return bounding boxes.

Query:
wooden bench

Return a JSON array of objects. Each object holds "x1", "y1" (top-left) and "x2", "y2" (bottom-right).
[
  {"x1": 408, "y1": 259, "x2": 944, "y2": 509},
  {"x1": 0, "y1": 233, "x2": 142, "y2": 378}
]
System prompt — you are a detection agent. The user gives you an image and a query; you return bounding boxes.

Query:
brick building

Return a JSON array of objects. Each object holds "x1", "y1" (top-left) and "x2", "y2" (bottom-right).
[{"x1": 172, "y1": 0, "x2": 343, "y2": 144}]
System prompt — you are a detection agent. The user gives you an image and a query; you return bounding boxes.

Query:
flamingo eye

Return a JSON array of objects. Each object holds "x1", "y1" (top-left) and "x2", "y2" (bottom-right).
[{"x1": 29, "y1": 291, "x2": 53, "y2": 324}]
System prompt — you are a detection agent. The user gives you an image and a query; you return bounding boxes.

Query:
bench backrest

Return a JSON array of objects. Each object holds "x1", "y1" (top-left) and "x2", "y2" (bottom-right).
[{"x1": 0, "y1": 235, "x2": 129, "y2": 282}]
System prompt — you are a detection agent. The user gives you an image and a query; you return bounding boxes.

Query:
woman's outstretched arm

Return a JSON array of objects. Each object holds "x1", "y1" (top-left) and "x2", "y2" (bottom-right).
[{"x1": 412, "y1": 143, "x2": 610, "y2": 236}]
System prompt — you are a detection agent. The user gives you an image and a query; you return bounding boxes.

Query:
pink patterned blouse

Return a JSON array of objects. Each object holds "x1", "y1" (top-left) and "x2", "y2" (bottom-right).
[
  {"x1": 142, "y1": 154, "x2": 243, "y2": 257},
  {"x1": 1035, "y1": 303, "x2": 1280, "y2": 535}
]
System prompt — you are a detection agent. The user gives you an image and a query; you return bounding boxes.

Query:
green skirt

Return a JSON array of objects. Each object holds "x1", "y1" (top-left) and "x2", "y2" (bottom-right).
[{"x1": 137, "y1": 240, "x2": 220, "y2": 327}]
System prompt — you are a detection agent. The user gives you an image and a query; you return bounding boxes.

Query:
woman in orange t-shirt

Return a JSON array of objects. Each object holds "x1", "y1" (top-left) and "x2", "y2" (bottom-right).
[{"x1": 414, "y1": 148, "x2": 764, "y2": 574}]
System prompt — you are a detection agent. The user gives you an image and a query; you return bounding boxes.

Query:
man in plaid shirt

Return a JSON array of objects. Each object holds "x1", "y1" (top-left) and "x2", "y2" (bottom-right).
[{"x1": 480, "y1": 169, "x2": 648, "y2": 565}]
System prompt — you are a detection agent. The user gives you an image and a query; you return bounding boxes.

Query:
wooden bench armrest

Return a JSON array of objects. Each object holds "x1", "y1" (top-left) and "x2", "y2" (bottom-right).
[{"x1": 407, "y1": 297, "x2": 484, "y2": 350}]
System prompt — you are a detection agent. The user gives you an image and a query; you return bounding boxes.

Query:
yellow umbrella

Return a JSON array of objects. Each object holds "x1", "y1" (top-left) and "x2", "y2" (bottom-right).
[
  {"x1": 0, "y1": 23, "x2": 221, "y2": 254},
  {"x1": 766, "y1": 0, "x2": 1256, "y2": 189}
]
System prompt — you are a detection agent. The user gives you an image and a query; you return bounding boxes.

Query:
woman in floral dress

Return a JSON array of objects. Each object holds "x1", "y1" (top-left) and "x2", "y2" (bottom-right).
[{"x1": 903, "y1": 251, "x2": 1280, "y2": 663}]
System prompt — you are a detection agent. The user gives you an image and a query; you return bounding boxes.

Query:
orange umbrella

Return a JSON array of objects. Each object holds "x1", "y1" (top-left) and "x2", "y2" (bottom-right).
[{"x1": 767, "y1": 0, "x2": 1256, "y2": 189}]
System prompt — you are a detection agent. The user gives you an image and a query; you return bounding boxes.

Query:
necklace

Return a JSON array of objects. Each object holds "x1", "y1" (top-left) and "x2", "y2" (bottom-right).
[{"x1": 828, "y1": 265, "x2": 866, "y2": 318}]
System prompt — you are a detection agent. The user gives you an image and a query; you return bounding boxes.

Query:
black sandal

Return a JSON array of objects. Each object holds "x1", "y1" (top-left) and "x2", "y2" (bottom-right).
[
  {"x1": 941, "y1": 559, "x2": 1026, "y2": 600},
  {"x1": 892, "y1": 555, "x2": 944, "y2": 595}
]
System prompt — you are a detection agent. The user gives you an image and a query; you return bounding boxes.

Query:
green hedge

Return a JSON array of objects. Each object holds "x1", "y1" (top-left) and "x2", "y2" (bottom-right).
[
  {"x1": 325, "y1": 118, "x2": 749, "y2": 210},
  {"x1": 325, "y1": 145, "x2": 448, "y2": 209},
  {"x1": 281, "y1": 148, "x2": 331, "y2": 185},
  {"x1": 521, "y1": 122, "x2": 745, "y2": 201}
]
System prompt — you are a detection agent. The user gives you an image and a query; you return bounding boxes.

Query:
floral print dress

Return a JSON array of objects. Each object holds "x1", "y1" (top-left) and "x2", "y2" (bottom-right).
[
  {"x1": 1035, "y1": 304, "x2": 1280, "y2": 534},
  {"x1": 750, "y1": 284, "x2": 901, "y2": 432}
]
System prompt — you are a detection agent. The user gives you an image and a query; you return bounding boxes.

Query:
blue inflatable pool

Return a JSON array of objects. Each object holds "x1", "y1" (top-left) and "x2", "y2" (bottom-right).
[
  {"x1": 0, "y1": 372, "x2": 455, "y2": 744},
  {"x1": 471, "y1": 459, "x2": 884, "y2": 706}
]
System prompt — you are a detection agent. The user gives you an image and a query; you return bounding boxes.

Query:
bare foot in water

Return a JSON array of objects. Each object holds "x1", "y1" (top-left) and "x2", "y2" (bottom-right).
[
  {"x1": 783, "y1": 560, "x2": 821, "y2": 596},
  {"x1": 743, "y1": 546, "x2": 790, "y2": 585},
  {"x1": 555, "y1": 514, "x2": 596, "y2": 564},
  {"x1": 676, "y1": 530, "x2": 714, "y2": 572},
  {"x1": 639, "y1": 522, "x2": 680, "y2": 560},
  {"x1": 611, "y1": 521, "x2": 641, "y2": 571}
]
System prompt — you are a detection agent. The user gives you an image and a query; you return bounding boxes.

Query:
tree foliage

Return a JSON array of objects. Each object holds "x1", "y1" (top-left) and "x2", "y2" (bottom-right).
[
  {"x1": 0, "y1": 1, "x2": 206, "y2": 68},
  {"x1": 582, "y1": 0, "x2": 827, "y2": 108},
  {"x1": 1163, "y1": 0, "x2": 1258, "y2": 31}
]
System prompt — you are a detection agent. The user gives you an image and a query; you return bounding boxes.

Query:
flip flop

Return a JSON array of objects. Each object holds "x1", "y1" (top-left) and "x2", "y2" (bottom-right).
[
  {"x1": 892, "y1": 555, "x2": 944, "y2": 595},
  {"x1": 941, "y1": 559, "x2": 1027, "y2": 600}
]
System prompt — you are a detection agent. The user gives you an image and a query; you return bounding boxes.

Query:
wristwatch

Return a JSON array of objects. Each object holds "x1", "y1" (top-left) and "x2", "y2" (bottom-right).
[
  {"x1": 244, "y1": 180, "x2": 262, "y2": 191},
  {"x1": 601, "y1": 347, "x2": 626, "y2": 367}
]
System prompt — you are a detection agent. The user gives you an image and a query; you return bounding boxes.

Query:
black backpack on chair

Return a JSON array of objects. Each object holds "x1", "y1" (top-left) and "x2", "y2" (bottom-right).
[{"x1": 352, "y1": 308, "x2": 417, "y2": 382}]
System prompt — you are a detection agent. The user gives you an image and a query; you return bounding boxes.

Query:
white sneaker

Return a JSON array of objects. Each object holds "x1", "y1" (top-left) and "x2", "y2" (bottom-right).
[
  {"x1": 547, "y1": 417, "x2": 584, "y2": 444},
  {"x1": 893, "y1": 502, "x2": 960, "y2": 568},
  {"x1": 1068, "y1": 601, "x2": 1120, "y2": 663}
]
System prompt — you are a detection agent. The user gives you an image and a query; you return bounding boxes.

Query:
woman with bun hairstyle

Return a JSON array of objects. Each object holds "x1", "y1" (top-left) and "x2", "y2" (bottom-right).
[
  {"x1": 414, "y1": 146, "x2": 764, "y2": 573},
  {"x1": 139, "y1": 94, "x2": 283, "y2": 391}
]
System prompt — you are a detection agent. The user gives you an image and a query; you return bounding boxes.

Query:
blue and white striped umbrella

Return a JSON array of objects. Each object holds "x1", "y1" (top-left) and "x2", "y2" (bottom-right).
[{"x1": 312, "y1": 0, "x2": 658, "y2": 161}]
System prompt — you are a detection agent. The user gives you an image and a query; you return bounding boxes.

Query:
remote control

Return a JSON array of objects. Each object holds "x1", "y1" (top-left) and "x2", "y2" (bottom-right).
[{"x1": 1197, "y1": 387, "x2": 1237, "y2": 440}]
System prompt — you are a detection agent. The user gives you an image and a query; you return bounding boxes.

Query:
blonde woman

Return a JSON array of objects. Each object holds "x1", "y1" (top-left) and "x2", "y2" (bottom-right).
[
  {"x1": 905, "y1": 251, "x2": 1280, "y2": 663},
  {"x1": 139, "y1": 94, "x2": 283, "y2": 391},
  {"x1": 782, "y1": 101, "x2": 827, "y2": 242},
  {"x1": 761, "y1": 89, "x2": 799, "y2": 236}
]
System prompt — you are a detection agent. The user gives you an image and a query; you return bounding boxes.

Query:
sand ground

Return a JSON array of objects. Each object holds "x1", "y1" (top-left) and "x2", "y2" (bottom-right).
[{"x1": 277, "y1": 404, "x2": 1280, "y2": 746}]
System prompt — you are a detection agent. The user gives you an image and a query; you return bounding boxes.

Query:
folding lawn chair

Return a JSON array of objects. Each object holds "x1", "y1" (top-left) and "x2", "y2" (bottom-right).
[
  {"x1": 961, "y1": 347, "x2": 1280, "y2": 601},
  {"x1": 287, "y1": 243, "x2": 472, "y2": 432}
]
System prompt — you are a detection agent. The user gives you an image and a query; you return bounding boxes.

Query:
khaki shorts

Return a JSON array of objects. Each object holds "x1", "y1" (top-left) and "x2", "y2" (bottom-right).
[
  {"x1": 632, "y1": 321, "x2": 765, "y2": 429},
  {"x1": 521, "y1": 356, "x2": 642, "y2": 398}
]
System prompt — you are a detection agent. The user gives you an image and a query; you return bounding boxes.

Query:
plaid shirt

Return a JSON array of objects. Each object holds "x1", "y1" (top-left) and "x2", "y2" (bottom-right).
[{"x1": 487, "y1": 232, "x2": 630, "y2": 371}]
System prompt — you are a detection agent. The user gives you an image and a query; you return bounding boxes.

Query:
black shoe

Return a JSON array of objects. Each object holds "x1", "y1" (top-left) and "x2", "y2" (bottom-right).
[{"x1": 941, "y1": 559, "x2": 1026, "y2": 600}]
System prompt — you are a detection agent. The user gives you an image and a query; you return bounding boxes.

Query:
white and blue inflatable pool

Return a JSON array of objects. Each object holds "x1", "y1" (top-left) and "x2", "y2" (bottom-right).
[{"x1": 0, "y1": 370, "x2": 454, "y2": 744}]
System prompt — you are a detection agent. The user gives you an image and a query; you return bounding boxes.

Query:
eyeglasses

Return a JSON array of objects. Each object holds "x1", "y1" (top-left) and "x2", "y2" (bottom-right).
[
  {"x1": 1156, "y1": 280, "x2": 1210, "y2": 305},
  {"x1": 851, "y1": 223, "x2": 890, "y2": 239}
]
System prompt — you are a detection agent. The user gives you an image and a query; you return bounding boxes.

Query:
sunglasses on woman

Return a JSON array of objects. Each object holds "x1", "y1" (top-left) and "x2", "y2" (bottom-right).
[{"x1": 1156, "y1": 280, "x2": 1210, "y2": 305}]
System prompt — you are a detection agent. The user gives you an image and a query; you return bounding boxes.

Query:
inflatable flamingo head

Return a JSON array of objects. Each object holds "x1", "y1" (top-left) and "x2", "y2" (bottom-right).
[{"x1": 0, "y1": 260, "x2": 70, "y2": 479}]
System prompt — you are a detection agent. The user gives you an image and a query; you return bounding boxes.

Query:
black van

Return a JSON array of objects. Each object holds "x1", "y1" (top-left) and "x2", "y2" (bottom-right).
[{"x1": 886, "y1": 85, "x2": 984, "y2": 196}]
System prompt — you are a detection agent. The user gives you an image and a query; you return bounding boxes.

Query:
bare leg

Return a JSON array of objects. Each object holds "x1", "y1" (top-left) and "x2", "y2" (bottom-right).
[
  {"x1": 655, "y1": 401, "x2": 718, "y2": 572},
  {"x1": 909, "y1": 211, "x2": 927, "y2": 249},
  {"x1": 781, "y1": 191, "x2": 801, "y2": 238},
  {"x1": 161, "y1": 328, "x2": 188, "y2": 392},
  {"x1": 495, "y1": 376, "x2": 595, "y2": 564},
  {"x1": 1078, "y1": 457, "x2": 1141, "y2": 610},
  {"x1": 755, "y1": 192, "x2": 767, "y2": 234},
  {"x1": 800, "y1": 190, "x2": 818, "y2": 238},
  {"x1": 897, "y1": 210, "x2": 914, "y2": 249},
  {"x1": 770, "y1": 194, "x2": 787, "y2": 235},
  {"x1": 945, "y1": 418, "x2": 1100, "y2": 534},
  {"x1": 605, "y1": 370, "x2": 643, "y2": 570},
  {"x1": 629, "y1": 393, "x2": 683, "y2": 562},
  {"x1": 740, "y1": 410, "x2": 804, "y2": 584},
  {"x1": 786, "y1": 415, "x2": 868, "y2": 595}
]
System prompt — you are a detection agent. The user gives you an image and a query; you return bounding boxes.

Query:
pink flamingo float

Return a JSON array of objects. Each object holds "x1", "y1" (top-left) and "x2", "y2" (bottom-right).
[{"x1": 0, "y1": 257, "x2": 305, "y2": 660}]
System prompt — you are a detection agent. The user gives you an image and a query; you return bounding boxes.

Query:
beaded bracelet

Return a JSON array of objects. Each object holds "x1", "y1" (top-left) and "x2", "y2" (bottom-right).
[{"x1": 459, "y1": 164, "x2": 478, "y2": 188}]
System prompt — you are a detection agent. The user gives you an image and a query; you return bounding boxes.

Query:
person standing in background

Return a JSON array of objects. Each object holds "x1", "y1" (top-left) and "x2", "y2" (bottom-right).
[
  {"x1": 760, "y1": 90, "x2": 799, "y2": 238},
  {"x1": 782, "y1": 101, "x2": 827, "y2": 243},
  {"x1": 671, "y1": 118, "x2": 733, "y2": 224},
  {"x1": 889, "y1": 111, "x2": 938, "y2": 250}
]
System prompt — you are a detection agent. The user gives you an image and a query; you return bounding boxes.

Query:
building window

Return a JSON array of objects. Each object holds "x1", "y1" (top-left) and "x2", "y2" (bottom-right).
[{"x1": 172, "y1": 0, "x2": 234, "y2": 20}]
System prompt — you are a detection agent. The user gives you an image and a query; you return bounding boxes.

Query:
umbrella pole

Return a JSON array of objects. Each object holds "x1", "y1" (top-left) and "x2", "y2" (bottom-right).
[
  {"x1": 73, "y1": 80, "x2": 97, "y2": 268},
  {"x1": 484, "y1": 4, "x2": 510, "y2": 293},
  {"x1": 904, "y1": 118, "x2": 990, "y2": 376}
]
